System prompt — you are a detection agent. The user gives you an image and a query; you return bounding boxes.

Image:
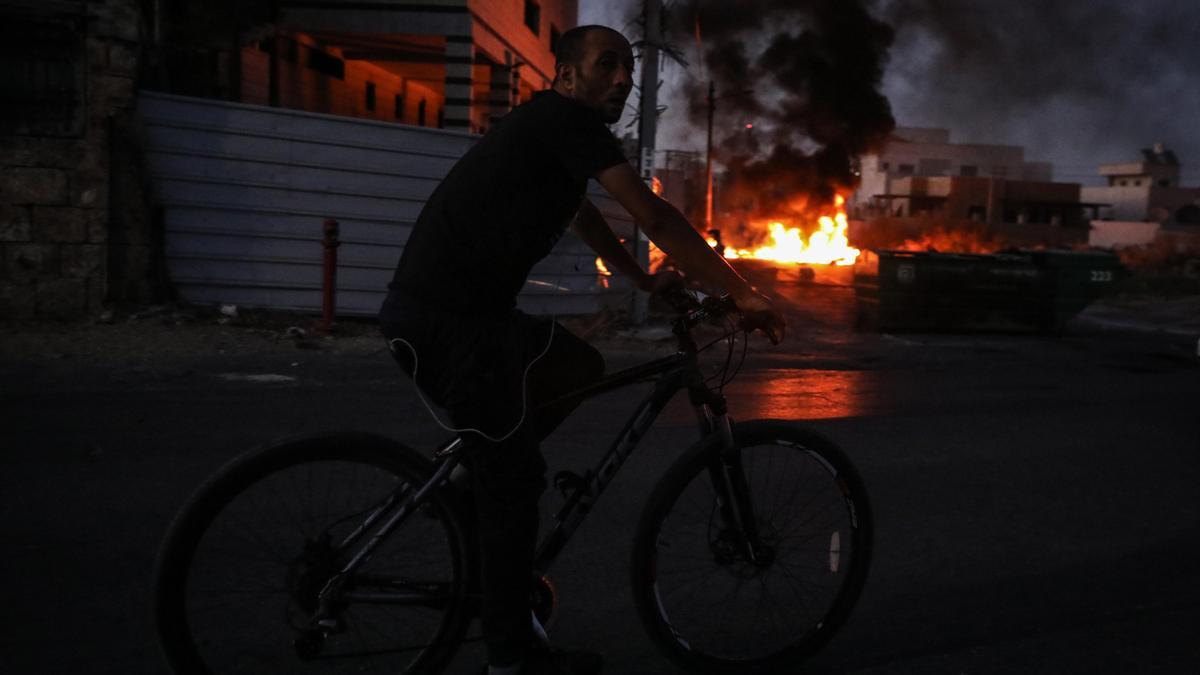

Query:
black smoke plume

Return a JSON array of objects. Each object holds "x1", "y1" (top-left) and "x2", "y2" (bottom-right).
[
  {"x1": 674, "y1": 0, "x2": 895, "y2": 236},
  {"x1": 875, "y1": 0, "x2": 1200, "y2": 185}
]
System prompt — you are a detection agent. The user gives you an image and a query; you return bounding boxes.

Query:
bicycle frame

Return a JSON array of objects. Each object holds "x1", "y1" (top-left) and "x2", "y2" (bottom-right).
[
  {"x1": 312, "y1": 307, "x2": 757, "y2": 623},
  {"x1": 531, "y1": 347, "x2": 724, "y2": 571}
]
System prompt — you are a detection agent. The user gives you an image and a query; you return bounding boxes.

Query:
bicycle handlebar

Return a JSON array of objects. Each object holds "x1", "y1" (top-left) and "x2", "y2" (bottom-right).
[{"x1": 661, "y1": 290, "x2": 775, "y2": 347}]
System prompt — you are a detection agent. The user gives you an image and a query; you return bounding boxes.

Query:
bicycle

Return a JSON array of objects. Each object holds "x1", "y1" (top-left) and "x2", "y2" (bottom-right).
[{"x1": 152, "y1": 293, "x2": 873, "y2": 674}]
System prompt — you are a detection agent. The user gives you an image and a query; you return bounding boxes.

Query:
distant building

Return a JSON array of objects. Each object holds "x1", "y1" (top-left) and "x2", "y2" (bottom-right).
[
  {"x1": 847, "y1": 127, "x2": 1109, "y2": 250},
  {"x1": 1082, "y1": 144, "x2": 1200, "y2": 226},
  {"x1": 1083, "y1": 144, "x2": 1200, "y2": 249},
  {"x1": 851, "y1": 127, "x2": 1053, "y2": 215},
  {"x1": 237, "y1": 0, "x2": 576, "y2": 133},
  {"x1": 868, "y1": 175, "x2": 1100, "y2": 228}
]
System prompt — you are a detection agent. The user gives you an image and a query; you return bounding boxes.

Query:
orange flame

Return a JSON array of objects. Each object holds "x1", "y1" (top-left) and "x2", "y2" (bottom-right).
[
  {"x1": 595, "y1": 256, "x2": 612, "y2": 288},
  {"x1": 716, "y1": 195, "x2": 859, "y2": 266}
]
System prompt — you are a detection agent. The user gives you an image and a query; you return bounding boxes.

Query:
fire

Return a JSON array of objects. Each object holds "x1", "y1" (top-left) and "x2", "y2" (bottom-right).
[
  {"x1": 595, "y1": 256, "x2": 612, "y2": 288},
  {"x1": 709, "y1": 195, "x2": 860, "y2": 266},
  {"x1": 601, "y1": 196, "x2": 859, "y2": 282},
  {"x1": 597, "y1": 175, "x2": 664, "y2": 282}
]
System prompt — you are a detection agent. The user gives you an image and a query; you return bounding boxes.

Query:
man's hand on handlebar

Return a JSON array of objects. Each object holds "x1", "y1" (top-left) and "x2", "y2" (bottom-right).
[
  {"x1": 732, "y1": 290, "x2": 786, "y2": 345},
  {"x1": 645, "y1": 271, "x2": 785, "y2": 345}
]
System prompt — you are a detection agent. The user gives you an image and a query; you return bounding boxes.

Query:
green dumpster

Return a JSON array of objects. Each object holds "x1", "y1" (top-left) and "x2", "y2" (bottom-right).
[{"x1": 854, "y1": 249, "x2": 1125, "y2": 333}]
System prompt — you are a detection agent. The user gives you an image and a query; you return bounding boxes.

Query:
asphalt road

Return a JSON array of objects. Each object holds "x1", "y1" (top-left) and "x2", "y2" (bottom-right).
[{"x1": 3, "y1": 283, "x2": 1199, "y2": 674}]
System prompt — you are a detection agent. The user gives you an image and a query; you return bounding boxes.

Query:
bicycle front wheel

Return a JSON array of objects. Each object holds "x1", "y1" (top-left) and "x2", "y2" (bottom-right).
[
  {"x1": 153, "y1": 432, "x2": 474, "y2": 674},
  {"x1": 632, "y1": 420, "x2": 872, "y2": 674}
]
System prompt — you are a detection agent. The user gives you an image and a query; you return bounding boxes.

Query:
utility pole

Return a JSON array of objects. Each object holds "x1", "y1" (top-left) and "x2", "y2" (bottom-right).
[
  {"x1": 228, "y1": 1, "x2": 242, "y2": 102},
  {"x1": 634, "y1": 0, "x2": 662, "y2": 324},
  {"x1": 268, "y1": 0, "x2": 281, "y2": 107},
  {"x1": 705, "y1": 80, "x2": 714, "y2": 233}
]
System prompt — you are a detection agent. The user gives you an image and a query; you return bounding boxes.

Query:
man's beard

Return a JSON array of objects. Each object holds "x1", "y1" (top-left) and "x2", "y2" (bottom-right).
[{"x1": 601, "y1": 98, "x2": 626, "y2": 124}]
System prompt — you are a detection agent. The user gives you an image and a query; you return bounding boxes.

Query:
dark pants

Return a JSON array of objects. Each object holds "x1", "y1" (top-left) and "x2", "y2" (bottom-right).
[{"x1": 381, "y1": 300, "x2": 604, "y2": 667}]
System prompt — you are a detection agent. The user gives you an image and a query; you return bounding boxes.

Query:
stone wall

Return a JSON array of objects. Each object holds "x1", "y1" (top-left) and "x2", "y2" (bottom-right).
[{"x1": 0, "y1": 0, "x2": 155, "y2": 319}]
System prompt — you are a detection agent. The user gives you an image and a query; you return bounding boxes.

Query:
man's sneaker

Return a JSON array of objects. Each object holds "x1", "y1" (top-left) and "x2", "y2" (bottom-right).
[{"x1": 480, "y1": 646, "x2": 603, "y2": 675}]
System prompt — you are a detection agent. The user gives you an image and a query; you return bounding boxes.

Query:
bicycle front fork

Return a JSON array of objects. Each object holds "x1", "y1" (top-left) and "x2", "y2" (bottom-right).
[{"x1": 695, "y1": 400, "x2": 768, "y2": 566}]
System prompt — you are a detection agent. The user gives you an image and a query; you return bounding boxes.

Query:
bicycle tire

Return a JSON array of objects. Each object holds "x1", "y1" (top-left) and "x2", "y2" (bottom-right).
[
  {"x1": 631, "y1": 420, "x2": 872, "y2": 674},
  {"x1": 152, "y1": 431, "x2": 474, "y2": 674}
]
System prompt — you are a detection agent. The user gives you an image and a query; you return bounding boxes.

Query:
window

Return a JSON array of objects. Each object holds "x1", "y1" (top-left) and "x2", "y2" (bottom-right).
[
  {"x1": 256, "y1": 37, "x2": 297, "y2": 61},
  {"x1": 1176, "y1": 204, "x2": 1200, "y2": 224},
  {"x1": 550, "y1": 24, "x2": 561, "y2": 54},
  {"x1": 898, "y1": 163, "x2": 914, "y2": 175},
  {"x1": 960, "y1": 165, "x2": 978, "y2": 177},
  {"x1": 524, "y1": 0, "x2": 541, "y2": 35},
  {"x1": 394, "y1": 93, "x2": 404, "y2": 120},
  {"x1": 417, "y1": 98, "x2": 426, "y2": 126},
  {"x1": 881, "y1": 161, "x2": 890, "y2": 170},
  {"x1": 307, "y1": 46, "x2": 344, "y2": 79},
  {"x1": 991, "y1": 165, "x2": 1007, "y2": 177},
  {"x1": 0, "y1": 15, "x2": 85, "y2": 137},
  {"x1": 1158, "y1": 178, "x2": 1171, "y2": 187},
  {"x1": 365, "y1": 82, "x2": 376, "y2": 111}
]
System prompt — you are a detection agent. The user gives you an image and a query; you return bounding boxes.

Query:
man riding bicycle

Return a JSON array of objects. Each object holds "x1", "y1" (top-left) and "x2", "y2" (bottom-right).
[{"x1": 379, "y1": 24, "x2": 785, "y2": 675}]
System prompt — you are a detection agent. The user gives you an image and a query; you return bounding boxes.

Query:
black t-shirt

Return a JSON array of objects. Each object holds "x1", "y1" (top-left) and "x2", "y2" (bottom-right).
[{"x1": 383, "y1": 90, "x2": 627, "y2": 317}]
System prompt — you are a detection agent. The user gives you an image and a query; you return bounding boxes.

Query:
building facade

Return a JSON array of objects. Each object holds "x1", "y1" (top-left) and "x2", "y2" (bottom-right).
[
  {"x1": 869, "y1": 175, "x2": 1098, "y2": 227},
  {"x1": 852, "y1": 127, "x2": 1053, "y2": 216},
  {"x1": 261, "y1": 0, "x2": 577, "y2": 133},
  {"x1": 1081, "y1": 144, "x2": 1200, "y2": 226},
  {"x1": 846, "y1": 127, "x2": 1109, "y2": 250}
]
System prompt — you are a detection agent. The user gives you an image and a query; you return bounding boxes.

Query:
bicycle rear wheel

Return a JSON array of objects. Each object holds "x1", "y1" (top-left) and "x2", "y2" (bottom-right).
[
  {"x1": 153, "y1": 432, "x2": 474, "y2": 674},
  {"x1": 632, "y1": 420, "x2": 872, "y2": 674}
]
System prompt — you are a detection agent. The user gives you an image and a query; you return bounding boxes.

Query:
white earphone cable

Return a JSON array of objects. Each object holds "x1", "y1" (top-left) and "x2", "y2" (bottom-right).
[{"x1": 388, "y1": 319, "x2": 557, "y2": 443}]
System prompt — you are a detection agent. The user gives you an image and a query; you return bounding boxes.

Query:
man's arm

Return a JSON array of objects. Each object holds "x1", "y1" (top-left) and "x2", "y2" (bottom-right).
[
  {"x1": 594, "y1": 161, "x2": 786, "y2": 340},
  {"x1": 570, "y1": 198, "x2": 651, "y2": 290}
]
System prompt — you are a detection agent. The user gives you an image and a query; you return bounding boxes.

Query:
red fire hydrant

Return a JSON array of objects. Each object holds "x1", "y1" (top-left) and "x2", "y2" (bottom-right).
[{"x1": 318, "y1": 218, "x2": 340, "y2": 335}]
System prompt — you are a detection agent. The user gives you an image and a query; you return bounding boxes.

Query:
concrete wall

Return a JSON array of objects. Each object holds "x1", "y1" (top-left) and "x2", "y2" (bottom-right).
[
  {"x1": 0, "y1": 0, "x2": 151, "y2": 319},
  {"x1": 1089, "y1": 220, "x2": 1160, "y2": 248}
]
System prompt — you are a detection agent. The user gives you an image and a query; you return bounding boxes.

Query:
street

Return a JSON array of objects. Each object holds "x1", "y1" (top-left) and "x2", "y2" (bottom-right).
[{"x1": 2, "y1": 281, "x2": 1199, "y2": 674}]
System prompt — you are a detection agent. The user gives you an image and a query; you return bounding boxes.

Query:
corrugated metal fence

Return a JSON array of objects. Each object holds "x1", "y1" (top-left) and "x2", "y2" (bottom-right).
[{"x1": 137, "y1": 90, "x2": 636, "y2": 317}]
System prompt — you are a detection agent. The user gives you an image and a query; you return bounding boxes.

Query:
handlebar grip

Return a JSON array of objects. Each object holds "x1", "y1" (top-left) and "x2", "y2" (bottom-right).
[{"x1": 739, "y1": 308, "x2": 782, "y2": 345}]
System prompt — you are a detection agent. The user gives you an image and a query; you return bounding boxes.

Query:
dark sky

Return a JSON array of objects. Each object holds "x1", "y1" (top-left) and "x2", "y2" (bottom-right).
[{"x1": 581, "y1": 0, "x2": 1200, "y2": 186}]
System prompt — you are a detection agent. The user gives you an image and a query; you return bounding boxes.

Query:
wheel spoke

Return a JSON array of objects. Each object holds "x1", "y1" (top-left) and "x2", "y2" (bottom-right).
[
  {"x1": 156, "y1": 444, "x2": 470, "y2": 675},
  {"x1": 636, "y1": 427, "x2": 870, "y2": 669}
]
